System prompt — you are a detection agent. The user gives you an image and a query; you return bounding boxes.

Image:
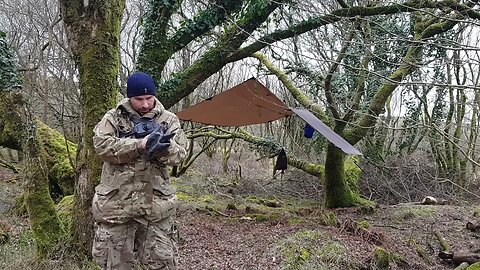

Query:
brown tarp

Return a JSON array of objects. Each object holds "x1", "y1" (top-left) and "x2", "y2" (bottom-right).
[
  {"x1": 176, "y1": 78, "x2": 292, "y2": 126},
  {"x1": 176, "y1": 78, "x2": 361, "y2": 155}
]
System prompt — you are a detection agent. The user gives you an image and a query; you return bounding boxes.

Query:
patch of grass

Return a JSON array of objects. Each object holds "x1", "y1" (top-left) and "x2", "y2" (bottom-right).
[
  {"x1": 474, "y1": 208, "x2": 480, "y2": 218},
  {"x1": 174, "y1": 182, "x2": 197, "y2": 196},
  {"x1": 287, "y1": 217, "x2": 304, "y2": 224},
  {"x1": 408, "y1": 239, "x2": 432, "y2": 265},
  {"x1": 14, "y1": 193, "x2": 27, "y2": 216},
  {"x1": 357, "y1": 205, "x2": 376, "y2": 214},
  {"x1": 317, "y1": 240, "x2": 349, "y2": 265},
  {"x1": 468, "y1": 262, "x2": 480, "y2": 269},
  {"x1": 372, "y1": 246, "x2": 405, "y2": 269},
  {"x1": 199, "y1": 194, "x2": 216, "y2": 203},
  {"x1": 357, "y1": 220, "x2": 370, "y2": 229},
  {"x1": 0, "y1": 227, "x2": 96, "y2": 270},
  {"x1": 276, "y1": 229, "x2": 364, "y2": 270},
  {"x1": 175, "y1": 191, "x2": 193, "y2": 201},
  {"x1": 244, "y1": 195, "x2": 263, "y2": 205},
  {"x1": 319, "y1": 212, "x2": 340, "y2": 227},
  {"x1": 277, "y1": 229, "x2": 325, "y2": 270},
  {"x1": 396, "y1": 206, "x2": 436, "y2": 220},
  {"x1": 0, "y1": 229, "x2": 35, "y2": 269}
]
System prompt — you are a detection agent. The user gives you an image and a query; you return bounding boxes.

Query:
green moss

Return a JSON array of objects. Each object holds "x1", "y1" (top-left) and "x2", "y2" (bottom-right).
[
  {"x1": 226, "y1": 203, "x2": 237, "y2": 210},
  {"x1": 37, "y1": 121, "x2": 77, "y2": 196},
  {"x1": 278, "y1": 229, "x2": 362, "y2": 270},
  {"x1": 56, "y1": 195, "x2": 74, "y2": 244},
  {"x1": 298, "y1": 247, "x2": 310, "y2": 261},
  {"x1": 397, "y1": 207, "x2": 436, "y2": 220},
  {"x1": 467, "y1": 262, "x2": 480, "y2": 270},
  {"x1": 373, "y1": 246, "x2": 404, "y2": 269},
  {"x1": 199, "y1": 194, "x2": 216, "y2": 203},
  {"x1": 260, "y1": 198, "x2": 282, "y2": 208},
  {"x1": 244, "y1": 195, "x2": 260, "y2": 203},
  {"x1": 345, "y1": 156, "x2": 361, "y2": 190},
  {"x1": 26, "y1": 184, "x2": 64, "y2": 258},
  {"x1": 14, "y1": 193, "x2": 27, "y2": 215},
  {"x1": 294, "y1": 229, "x2": 324, "y2": 240},
  {"x1": 303, "y1": 162, "x2": 325, "y2": 178},
  {"x1": 317, "y1": 240, "x2": 348, "y2": 263},
  {"x1": 244, "y1": 195, "x2": 282, "y2": 208},
  {"x1": 279, "y1": 229, "x2": 325, "y2": 269},
  {"x1": 474, "y1": 207, "x2": 480, "y2": 218},
  {"x1": 324, "y1": 147, "x2": 374, "y2": 208},
  {"x1": 175, "y1": 182, "x2": 197, "y2": 194},
  {"x1": 287, "y1": 217, "x2": 303, "y2": 224},
  {"x1": 176, "y1": 191, "x2": 193, "y2": 201},
  {"x1": 357, "y1": 220, "x2": 370, "y2": 229},
  {"x1": 319, "y1": 211, "x2": 340, "y2": 227},
  {"x1": 374, "y1": 247, "x2": 391, "y2": 268}
]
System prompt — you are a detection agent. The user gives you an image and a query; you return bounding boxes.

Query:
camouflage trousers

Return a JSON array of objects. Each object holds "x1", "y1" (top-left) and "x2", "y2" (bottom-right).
[{"x1": 92, "y1": 217, "x2": 178, "y2": 270}]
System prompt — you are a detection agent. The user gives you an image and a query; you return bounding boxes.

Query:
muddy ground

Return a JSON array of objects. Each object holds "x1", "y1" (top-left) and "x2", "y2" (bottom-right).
[{"x1": 1, "y1": 165, "x2": 480, "y2": 270}]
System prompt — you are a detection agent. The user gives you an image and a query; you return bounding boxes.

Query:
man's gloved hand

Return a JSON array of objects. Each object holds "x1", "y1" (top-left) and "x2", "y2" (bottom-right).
[{"x1": 144, "y1": 126, "x2": 175, "y2": 160}]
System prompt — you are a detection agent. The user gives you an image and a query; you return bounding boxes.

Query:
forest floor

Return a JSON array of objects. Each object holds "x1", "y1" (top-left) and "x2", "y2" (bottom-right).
[{"x1": 1, "y1": 162, "x2": 480, "y2": 270}]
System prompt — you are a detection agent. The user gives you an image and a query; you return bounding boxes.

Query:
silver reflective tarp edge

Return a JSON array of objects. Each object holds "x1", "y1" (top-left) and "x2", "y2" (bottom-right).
[{"x1": 291, "y1": 108, "x2": 362, "y2": 156}]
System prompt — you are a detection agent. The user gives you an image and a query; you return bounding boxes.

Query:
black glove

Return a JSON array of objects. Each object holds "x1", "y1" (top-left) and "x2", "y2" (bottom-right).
[{"x1": 145, "y1": 127, "x2": 175, "y2": 160}]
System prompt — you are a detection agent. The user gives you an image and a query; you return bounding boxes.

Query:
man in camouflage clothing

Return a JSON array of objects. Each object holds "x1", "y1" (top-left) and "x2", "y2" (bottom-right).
[{"x1": 92, "y1": 72, "x2": 188, "y2": 270}]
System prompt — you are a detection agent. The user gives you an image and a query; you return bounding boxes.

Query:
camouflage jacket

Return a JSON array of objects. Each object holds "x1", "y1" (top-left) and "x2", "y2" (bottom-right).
[{"x1": 92, "y1": 98, "x2": 187, "y2": 224}]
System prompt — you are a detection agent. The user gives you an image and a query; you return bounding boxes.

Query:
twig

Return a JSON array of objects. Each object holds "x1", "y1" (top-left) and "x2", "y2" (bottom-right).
[
  {"x1": 370, "y1": 224, "x2": 408, "y2": 230},
  {"x1": 434, "y1": 229, "x2": 450, "y2": 252},
  {"x1": 438, "y1": 178, "x2": 480, "y2": 199},
  {"x1": 205, "y1": 205, "x2": 230, "y2": 217},
  {"x1": 0, "y1": 158, "x2": 19, "y2": 173},
  {"x1": 205, "y1": 177, "x2": 234, "y2": 199}
]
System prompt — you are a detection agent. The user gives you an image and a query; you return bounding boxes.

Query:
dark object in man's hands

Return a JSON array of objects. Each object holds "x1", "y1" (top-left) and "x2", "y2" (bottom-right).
[
  {"x1": 133, "y1": 118, "x2": 159, "y2": 138},
  {"x1": 145, "y1": 123, "x2": 175, "y2": 160}
]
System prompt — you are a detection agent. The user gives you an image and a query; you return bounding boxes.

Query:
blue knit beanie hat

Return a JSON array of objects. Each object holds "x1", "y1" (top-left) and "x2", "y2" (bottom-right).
[{"x1": 126, "y1": 72, "x2": 156, "y2": 98}]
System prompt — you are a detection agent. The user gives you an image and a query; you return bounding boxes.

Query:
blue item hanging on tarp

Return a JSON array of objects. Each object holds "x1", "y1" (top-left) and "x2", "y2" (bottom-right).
[{"x1": 304, "y1": 123, "x2": 314, "y2": 138}]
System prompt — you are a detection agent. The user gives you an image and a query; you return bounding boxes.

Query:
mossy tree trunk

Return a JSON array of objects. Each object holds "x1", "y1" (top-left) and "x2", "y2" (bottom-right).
[
  {"x1": 137, "y1": 0, "x2": 244, "y2": 81},
  {"x1": 323, "y1": 15, "x2": 460, "y2": 207},
  {"x1": 253, "y1": 12, "x2": 461, "y2": 207},
  {"x1": 0, "y1": 35, "x2": 64, "y2": 258},
  {"x1": 0, "y1": 91, "x2": 65, "y2": 258},
  {"x1": 0, "y1": 116, "x2": 77, "y2": 197},
  {"x1": 323, "y1": 145, "x2": 366, "y2": 208},
  {"x1": 23, "y1": 119, "x2": 66, "y2": 258},
  {"x1": 59, "y1": 0, "x2": 125, "y2": 256}
]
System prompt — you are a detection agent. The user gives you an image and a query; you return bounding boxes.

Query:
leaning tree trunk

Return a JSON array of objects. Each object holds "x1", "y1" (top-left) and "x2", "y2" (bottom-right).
[
  {"x1": 59, "y1": 0, "x2": 125, "y2": 256},
  {"x1": 1, "y1": 91, "x2": 65, "y2": 258},
  {"x1": 0, "y1": 35, "x2": 64, "y2": 258},
  {"x1": 0, "y1": 116, "x2": 77, "y2": 197}
]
